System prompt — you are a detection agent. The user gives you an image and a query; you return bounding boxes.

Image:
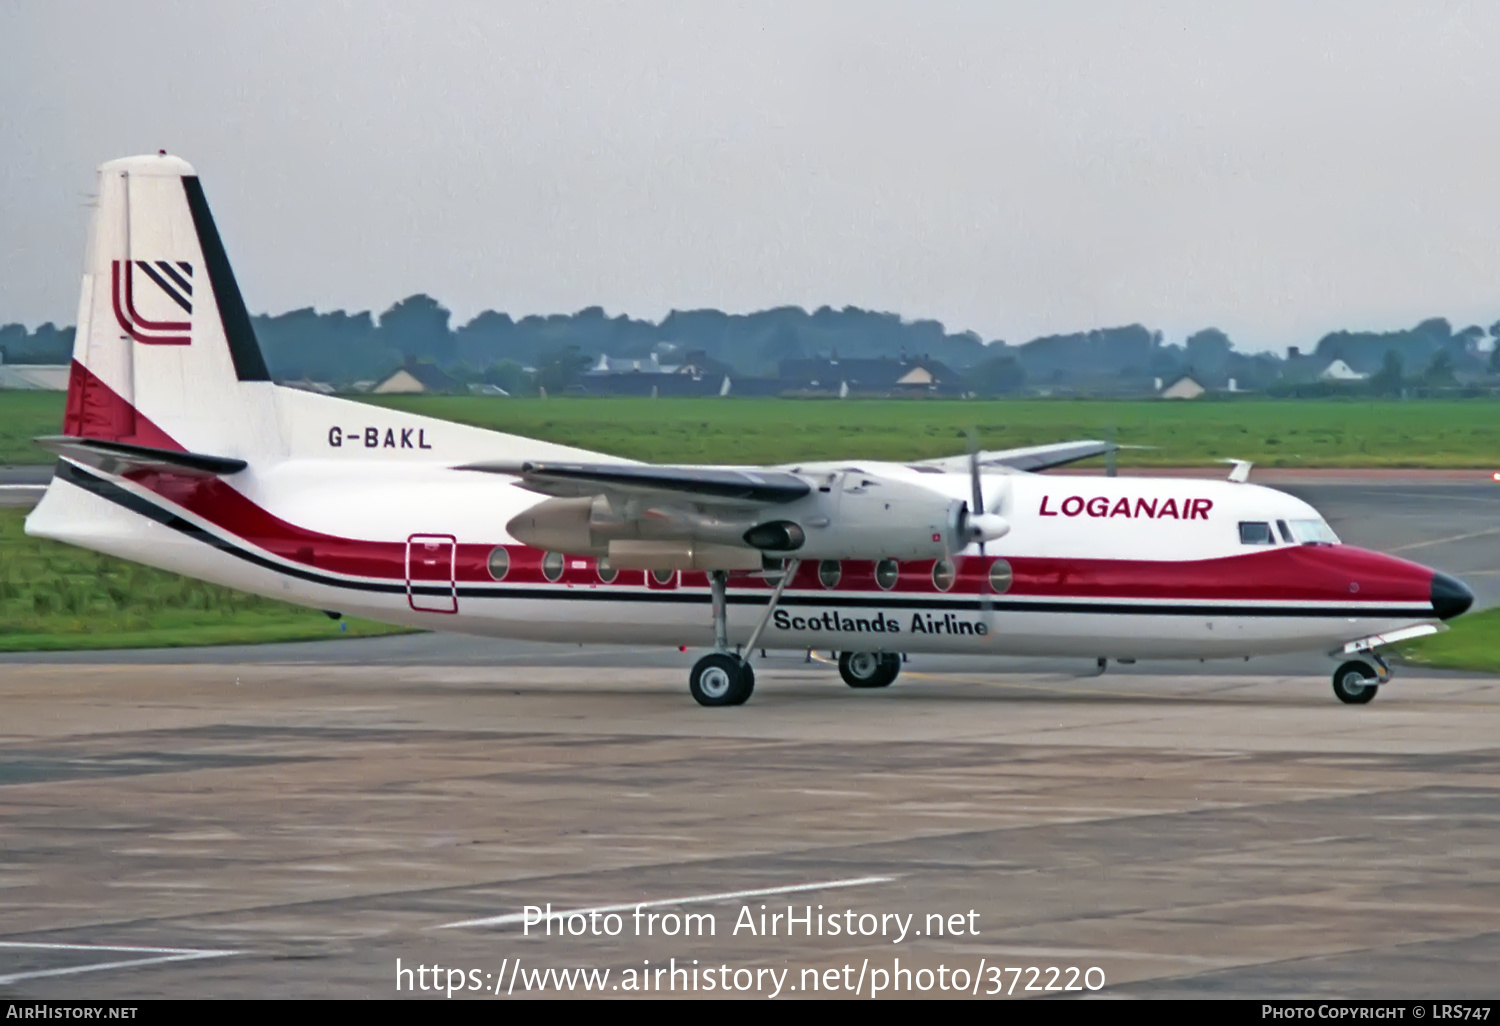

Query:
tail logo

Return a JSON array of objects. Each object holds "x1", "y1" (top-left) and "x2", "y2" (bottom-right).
[{"x1": 111, "y1": 260, "x2": 193, "y2": 345}]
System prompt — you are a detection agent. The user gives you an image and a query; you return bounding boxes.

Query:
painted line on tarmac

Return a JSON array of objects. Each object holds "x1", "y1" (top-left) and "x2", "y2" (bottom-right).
[
  {"x1": 0, "y1": 940, "x2": 241, "y2": 985},
  {"x1": 1389, "y1": 525, "x2": 1500, "y2": 553},
  {"x1": 436, "y1": 875, "x2": 899, "y2": 930}
]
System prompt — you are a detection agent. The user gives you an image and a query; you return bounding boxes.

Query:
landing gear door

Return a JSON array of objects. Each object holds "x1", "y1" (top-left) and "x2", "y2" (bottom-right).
[{"x1": 406, "y1": 534, "x2": 458, "y2": 613}]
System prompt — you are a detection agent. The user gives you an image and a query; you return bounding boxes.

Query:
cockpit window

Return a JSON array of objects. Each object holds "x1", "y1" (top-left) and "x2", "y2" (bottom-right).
[
  {"x1": 1239, "y1": 521, "x2": 1274, "y2": 545},
  {"x1": 1276, "y1": 519, "x2": 1293, "y2": 544},
  {"x1": 1287, "y1": 519, "x2": 1339, "y2": 545}
]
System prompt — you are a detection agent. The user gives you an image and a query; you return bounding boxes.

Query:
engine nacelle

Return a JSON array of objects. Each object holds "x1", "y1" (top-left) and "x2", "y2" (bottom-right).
[
  {"x1": 506, "y1": 496, "x2": 609, "y2": 556},
  {"x1": 743, "y1": 472, "x2": 968, "y2": 561}
]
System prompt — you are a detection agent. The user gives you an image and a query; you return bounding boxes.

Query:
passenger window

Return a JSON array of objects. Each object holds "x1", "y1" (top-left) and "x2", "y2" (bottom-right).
[
  {"x1": 988, "y1": 559, "x2": 1013, "y2": 594},
  {"x1": 1238, "y1": 522, "x2": 1274, "y2": 545},
  {"x1": 541, "y1": 551, "x2": 565, "y2": 581}
]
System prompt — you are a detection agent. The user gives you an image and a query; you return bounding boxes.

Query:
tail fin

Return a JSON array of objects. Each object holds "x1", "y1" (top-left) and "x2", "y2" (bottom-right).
[{"x1": 63, "y1": 153, "x2": 271, "y2": 454}]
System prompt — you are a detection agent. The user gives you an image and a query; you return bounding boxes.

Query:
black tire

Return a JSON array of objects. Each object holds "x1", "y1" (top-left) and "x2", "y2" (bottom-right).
[
  {"x1": 1332, "y1": 660, "x2": 1379, "y2": 705},
  {"x1": 839, "y1": 651, "x2": 901, "y2": 689},
  {"x1": 690, "y1": 653, "x2": 755, "y2": 707}
]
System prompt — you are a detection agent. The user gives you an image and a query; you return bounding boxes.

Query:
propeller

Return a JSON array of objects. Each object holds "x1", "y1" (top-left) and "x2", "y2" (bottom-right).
[
  {"x1": 955, "y1": 429, "x2": 1012, "y2": 648},
  {"x1": 962, "y1": 429, "x2": 1010, "y2": 554},
  {"x1": 968, "y1": 429, "x2": 984, "y2": 554}
]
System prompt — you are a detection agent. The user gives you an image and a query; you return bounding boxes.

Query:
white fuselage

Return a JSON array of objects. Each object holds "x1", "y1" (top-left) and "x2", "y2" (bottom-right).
[{"x1": 27, "y1": 385, "x2": 1444, "y2": 662}]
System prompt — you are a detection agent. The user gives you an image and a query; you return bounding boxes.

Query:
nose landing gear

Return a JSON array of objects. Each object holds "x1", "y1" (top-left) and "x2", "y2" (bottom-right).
[{"x1": 1332, "y1": 655, "x2": 1390, "y2": 705}]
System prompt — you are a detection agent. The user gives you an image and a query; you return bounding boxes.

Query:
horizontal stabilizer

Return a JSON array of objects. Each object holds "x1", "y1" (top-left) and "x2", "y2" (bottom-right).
[
  {"x1": 37, "y1": 435, "x2": 248, "y2": 478},
  {"x1": 456, "y1": 460, "x2": 811, "y2": 504}
]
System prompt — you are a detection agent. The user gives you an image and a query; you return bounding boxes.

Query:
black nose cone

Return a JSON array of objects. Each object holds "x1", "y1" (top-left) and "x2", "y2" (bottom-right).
[{"x1": 1431, "y1": 572, "x2": 1474, "y2": 620}]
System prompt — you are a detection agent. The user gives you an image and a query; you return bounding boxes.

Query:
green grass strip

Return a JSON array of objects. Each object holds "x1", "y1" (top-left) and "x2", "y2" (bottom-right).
[
  {"x1": 0, "y1": 507, "x2": 410, "y2": 651},
  {"x1": 1395, "y1": 607, "x2": 1500, "y2": 674},
  {"x1": 6, "y1": 392, "x2": 1500, "y2": 467}
]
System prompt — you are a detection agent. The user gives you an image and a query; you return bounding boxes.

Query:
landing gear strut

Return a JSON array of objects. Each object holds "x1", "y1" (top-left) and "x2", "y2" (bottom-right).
[
  {"x1": 689, "y1": 562, "x2": 799, "y2": 708},
  {"x1": 1332, "y1": 656, "x2": 1388, "y2": 705},
  {"x1": 838, "y1": 651, "x2": 901, "y2": 689}
]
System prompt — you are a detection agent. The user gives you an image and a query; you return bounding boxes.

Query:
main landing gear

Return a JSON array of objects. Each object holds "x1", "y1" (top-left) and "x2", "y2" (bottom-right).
[
  {"x1": 838, "y1": 651, "x2": 901, "y2": 689},
  {"x1": 689, "y1": 652, "x2": 754, "y2": 707},
  {"x1": 1332, "y1": 655, "x2": 1391, "y2": 705},
  {"x1": 689, "y1": 562, "x2": 800, "y2": 708}
]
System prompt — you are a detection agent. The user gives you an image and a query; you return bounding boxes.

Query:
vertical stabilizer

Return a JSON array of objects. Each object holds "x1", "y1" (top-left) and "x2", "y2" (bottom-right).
[{"x1": 63, "y1": 153, "x2": 273, "y2": 455}]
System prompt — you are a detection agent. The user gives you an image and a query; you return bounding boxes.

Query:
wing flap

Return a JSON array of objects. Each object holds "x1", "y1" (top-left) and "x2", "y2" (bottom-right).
[{"x1": 37, "y1": 435, "x2": 248, "y2": 478}]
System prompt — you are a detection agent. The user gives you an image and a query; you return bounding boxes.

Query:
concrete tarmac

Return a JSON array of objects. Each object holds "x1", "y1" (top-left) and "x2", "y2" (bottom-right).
[{"x1": 2, "y1": 663, "x2": 1499, "y2": 999}]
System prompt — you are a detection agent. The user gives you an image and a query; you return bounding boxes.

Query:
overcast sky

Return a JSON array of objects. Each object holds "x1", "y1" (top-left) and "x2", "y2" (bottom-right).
[{"x1": 3, "y1": 1, "x2": 1498, "y2": 352}]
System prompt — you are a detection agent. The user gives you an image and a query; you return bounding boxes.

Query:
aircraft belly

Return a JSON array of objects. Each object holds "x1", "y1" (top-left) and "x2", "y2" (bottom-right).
[{"x1": 383, "y1": 594, "x2": 1423, "y2": 661}]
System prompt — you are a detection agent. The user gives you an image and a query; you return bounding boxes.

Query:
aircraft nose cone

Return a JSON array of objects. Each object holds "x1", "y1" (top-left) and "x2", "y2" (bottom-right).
[{"x1": 1430, "y1": 572, "x2": 1474, "y2": 620}]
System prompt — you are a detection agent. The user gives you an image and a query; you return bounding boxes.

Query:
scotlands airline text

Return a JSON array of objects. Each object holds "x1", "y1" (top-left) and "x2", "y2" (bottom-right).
[{"x1": 772, "y1": 610, "x2": 989, "y2": 636}]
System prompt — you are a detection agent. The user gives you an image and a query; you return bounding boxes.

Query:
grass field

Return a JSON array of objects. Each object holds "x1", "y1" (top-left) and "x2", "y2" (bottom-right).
[
  {"x1": 0, "y1": 391, "x2": 68, "y2": 465},
  {"x1": 1396, "y1": 608, "x2": 1500, "y2": 675},
  {"x1": 4, "y1": 392, "x2": 1500, "y2": 467},
  {"x1": 0, "y1": 508, "x2": 406, "y2": 651},
  {"x1": 364, "y1": 395, "x2": 1500, "y2": 467}
]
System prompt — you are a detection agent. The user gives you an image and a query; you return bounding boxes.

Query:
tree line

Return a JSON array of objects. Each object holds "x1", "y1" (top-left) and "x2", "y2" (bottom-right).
[{"x1": 3, "y1": 297, "x2": 1498, "y2": 395}]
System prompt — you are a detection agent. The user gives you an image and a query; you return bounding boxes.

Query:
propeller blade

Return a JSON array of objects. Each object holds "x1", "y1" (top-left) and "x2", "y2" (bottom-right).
[{"x1": 967, "y1": 428, "x2": 985, "y2": 554}]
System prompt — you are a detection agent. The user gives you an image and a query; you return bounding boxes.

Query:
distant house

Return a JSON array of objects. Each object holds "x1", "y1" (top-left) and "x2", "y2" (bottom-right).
[
  {"x1": 585, "y1": 349, "x2": 730, "y2": 379},
  {"x1": 371, "y1": 362, "x2": 459, "y2": 395},
  {"x1": 779, "y1": 355, "x2": 956, "y2": 395},
  {"x1": 582, "y1": 348, "x2": 733, "y2": 396},
  {"x1": 0, "y1": 351, "x2": 68, "y2": 390},
  {"x1": 588, "y1": 353, "x2": 674, "y2": 375},
  {"x1": 278, "y1": 379, "x2": 336, "y2": 395},
  {"x1": 1319, "y1": 359, "x2": 1367, "y2": 382},
  {"x1": 1159, "y1": 374, "x2": 1207, "y2": 399}
]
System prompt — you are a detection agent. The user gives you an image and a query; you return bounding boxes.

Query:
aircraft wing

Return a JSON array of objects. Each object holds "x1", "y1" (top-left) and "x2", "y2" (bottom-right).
[
  {"x1": 456, "y1": 460, "x2": 811, "y2": 506},
  {"x1": 37, "y1": 436, "x2": 248, "y2": 478},
  {"x1": 913, "y1": 439, "x2": 1117, "y2": 474}
]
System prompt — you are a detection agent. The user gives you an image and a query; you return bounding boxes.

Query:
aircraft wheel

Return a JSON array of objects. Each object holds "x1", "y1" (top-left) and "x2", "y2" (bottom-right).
[
  {"x1": 840, "y1": 651, "x2": 900, "y2": 689},
  {"x1": 690, "y1": 653, "x2": 755, "y2": 707},
  {"x1": 1332, "y1": 660, "x2": 1379, "y2": 705}
]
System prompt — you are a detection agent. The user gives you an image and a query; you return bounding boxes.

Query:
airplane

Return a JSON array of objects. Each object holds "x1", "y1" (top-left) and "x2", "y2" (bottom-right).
[{"x1": 24, "y1": 153, "x2": 1474, "y2": 707}]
